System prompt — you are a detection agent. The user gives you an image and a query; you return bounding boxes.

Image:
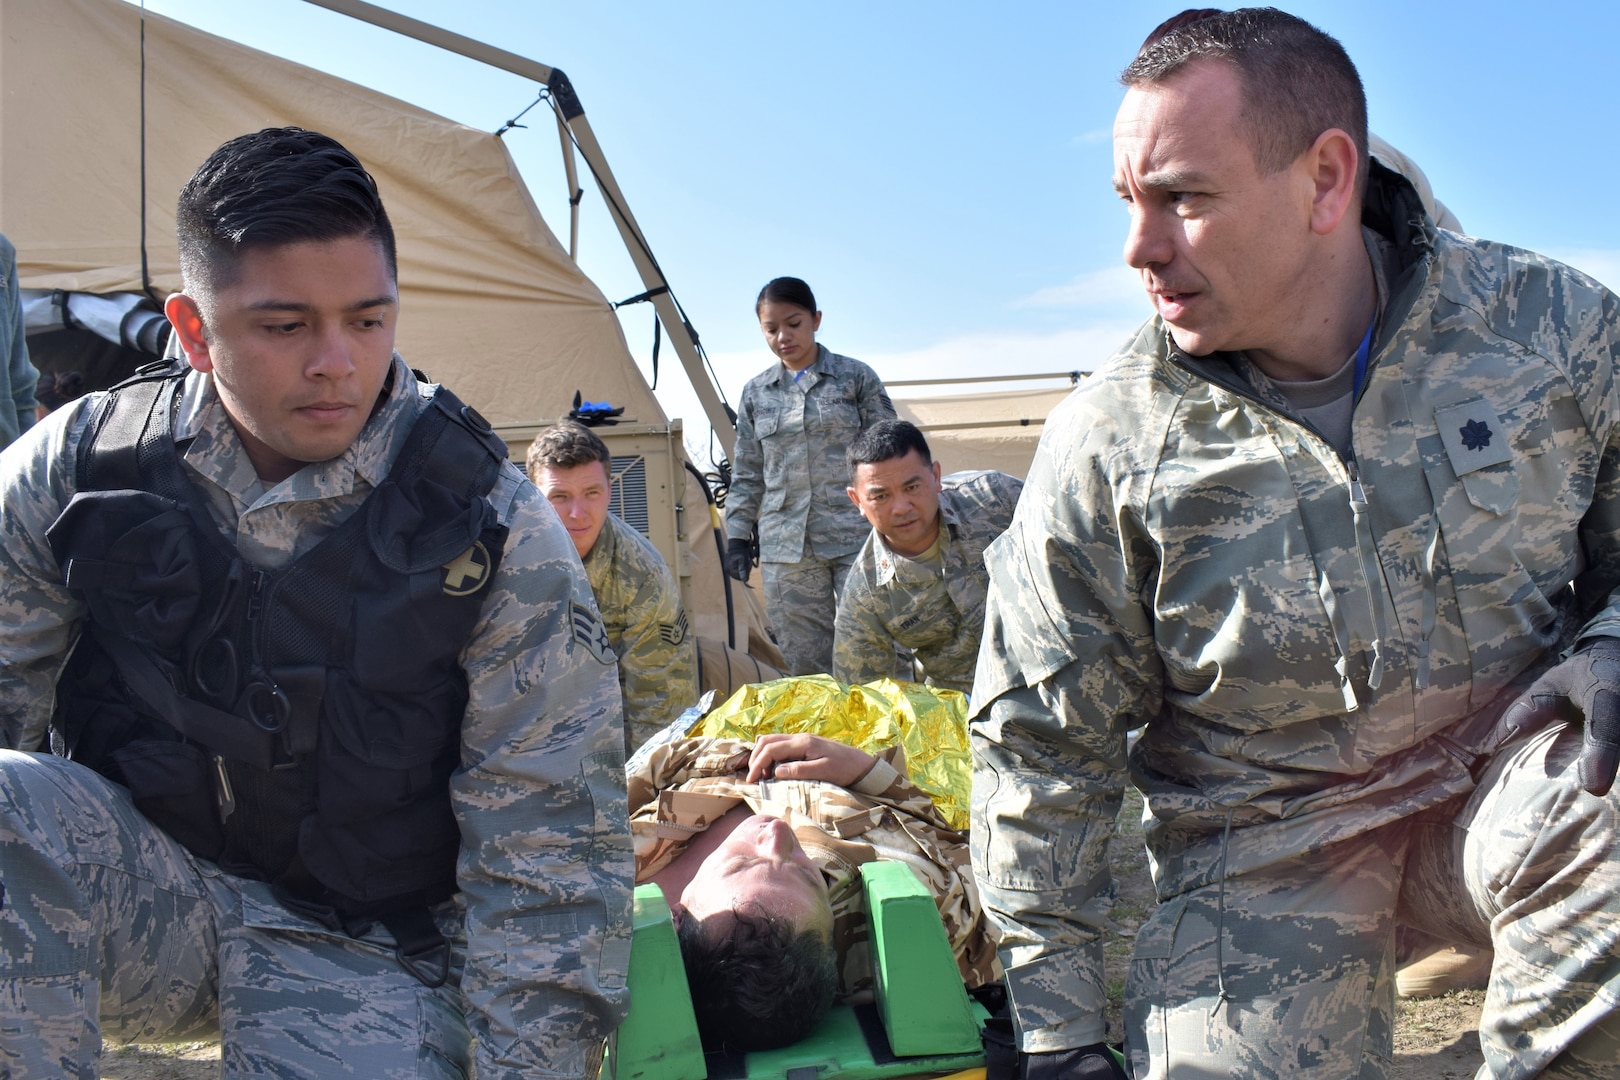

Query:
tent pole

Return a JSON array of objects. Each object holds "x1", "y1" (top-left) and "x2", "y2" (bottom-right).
[
  {"x1": 559, "y1": 113, "x2": 736, "y2": 458},
  {"x1": 554, "y1": 108, "x2": 582, "y2": 262},
  {"x1": 300, "y1": 0, "x2": 555, "y2": 84},
  {"x1": 300, "y1": 0, "x2": 738, "y2": 457}
]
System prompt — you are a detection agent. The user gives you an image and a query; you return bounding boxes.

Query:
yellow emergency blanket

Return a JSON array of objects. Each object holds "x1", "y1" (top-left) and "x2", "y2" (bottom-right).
[{"x1": 691, "y1": 675, "x2": 971, "y2": 831}]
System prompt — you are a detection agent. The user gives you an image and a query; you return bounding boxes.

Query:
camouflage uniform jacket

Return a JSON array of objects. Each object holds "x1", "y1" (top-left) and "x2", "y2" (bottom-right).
[
  {"x1": 726, "y1": 344, "x2": 895, "y2": 562},
  {"x1": 834, "y1": 470, "x2": 1023, "y2": 692},
  {"x1": 971, "y1": 165, "x2": 1620, "y2": 1051},
  {"x1": 583, "y1": 513, "x2": 698, "y2": 752},
  {"x1": 0, "y1": 356, "x2": 633, "y2": 1079},
  {"x1": 629, "y1": 736, "x2": 1000, "y2": 997}
]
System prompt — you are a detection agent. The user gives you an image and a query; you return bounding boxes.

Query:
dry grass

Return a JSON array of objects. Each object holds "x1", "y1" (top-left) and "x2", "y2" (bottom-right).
[{"x1": 102, "y1": 1040, "x2": 217, "y2": 1080}]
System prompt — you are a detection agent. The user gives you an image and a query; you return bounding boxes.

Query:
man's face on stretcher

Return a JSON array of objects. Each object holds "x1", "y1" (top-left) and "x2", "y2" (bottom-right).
[{"x1": 678, "y1": 814, "x2": 833, "y2": 939}]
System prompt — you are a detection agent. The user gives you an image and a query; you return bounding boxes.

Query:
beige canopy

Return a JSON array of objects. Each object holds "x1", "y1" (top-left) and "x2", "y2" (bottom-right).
[
  {"x1": 895, "y1": 385, "x2": 1075, "y2": 479},
  {"x1": 0, "y1": 0, "x2": 663, "y2": 429},
  {"x1": 0, "y1": 0, "x2": 795, "y2": 679}
]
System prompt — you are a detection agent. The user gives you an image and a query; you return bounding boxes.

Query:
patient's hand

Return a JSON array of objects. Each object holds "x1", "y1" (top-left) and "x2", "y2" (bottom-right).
[{"x1": 746, "y1": 733, "x2": 878, "y2": 786}]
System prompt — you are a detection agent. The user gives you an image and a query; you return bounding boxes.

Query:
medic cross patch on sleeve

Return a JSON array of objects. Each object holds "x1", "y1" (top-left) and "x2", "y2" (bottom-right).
[{"x1": 442, "y1": 542, "x2": 494, "y2": 597}]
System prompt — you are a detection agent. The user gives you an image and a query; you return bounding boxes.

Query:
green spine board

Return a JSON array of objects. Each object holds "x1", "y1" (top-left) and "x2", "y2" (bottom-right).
[
  {"x1": 863, "y1": 861, "x2": 981, "y2": 1056},
  {"x1": 614, "y1": 884, "x2": 708, "y2": 1080}
]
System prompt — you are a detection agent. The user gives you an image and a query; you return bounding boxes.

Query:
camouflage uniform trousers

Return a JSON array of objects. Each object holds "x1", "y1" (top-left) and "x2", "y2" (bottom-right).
[
  {"x1": 1121, "y1": 722, "x2": 1620, "y2": 1080},
  {"x1": 0, "y1": 751, "x2": 473, "y2": 1079},
  {"x1": 761, "y1": 549, "x2": 857, "y2": 677}
]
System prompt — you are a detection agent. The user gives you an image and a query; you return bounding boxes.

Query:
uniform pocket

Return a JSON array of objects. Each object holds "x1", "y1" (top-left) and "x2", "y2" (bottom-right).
[
  {"x1": 968, "y1": 728, "x2": 1093, "y2": 892},
  {"x1": 816, "y1": 392, "x2": 861, "y2": 434},
  {"x1": 1422, "y1": 400, "x2": 1559, "y2": 703},
  {"x1": 1152, "y1": 417, "x2": 1347, "y2": 724},
  {"x1": 579, "y1": 748, "x2": 632, "y2": 991},
  {"x1": 1435, "y1": 397, "x2": 1521, "y2": 514},
  {"x1": 966, "y1": 753, "x2": 1005, "y2": 883},
  {"x1": 1456, "y1": 460, "x2": 1520, "y2": 515},
  {"x1": 417, "y1": 984, "x2": 473, "y2": 1080}
]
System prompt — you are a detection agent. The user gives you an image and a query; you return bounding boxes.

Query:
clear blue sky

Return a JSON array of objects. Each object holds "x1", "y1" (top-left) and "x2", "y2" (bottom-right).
[{"x1": 132, "y1": 0, "x2": 1620, "y2": 455}]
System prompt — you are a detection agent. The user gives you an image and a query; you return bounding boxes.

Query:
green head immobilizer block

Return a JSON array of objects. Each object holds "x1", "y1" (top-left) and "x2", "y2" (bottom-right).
[
  {"x1": 612, "y1": 884, "x2": 707, "y2": 1080},
  {"x1": 861, "y1": 861, "x2": 981, "y2": 1057},
  {"x1": 612, "y1": 866, "x2": 990, "y2": 1080}
]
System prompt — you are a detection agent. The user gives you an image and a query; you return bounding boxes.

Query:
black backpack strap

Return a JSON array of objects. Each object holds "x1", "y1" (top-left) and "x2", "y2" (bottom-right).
[
  {"x1": 380, "y1": 906, "x2": 451, "y2": 988},
  {"x1": 76, "y1": 362, "x2": 190, "y2": 498},
  {"x1": 413, "y1": 384, "x2": 508, "y2": 499},
  {"x1": 365, "y1": 384, "x2": 511, "y2": 576}
]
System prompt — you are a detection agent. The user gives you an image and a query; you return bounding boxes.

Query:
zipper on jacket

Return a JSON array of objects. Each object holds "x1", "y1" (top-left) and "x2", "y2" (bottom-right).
[
  {"x1": 1416, "y1": 525, "x2": 1440, "y2": 691},
  {"x1": 242, "y1": 568, "x2": 292, "y2": 745},
  {"x1": 1170, "y1": 352, "x2": 1399, "y2": 706},
  {"x1": 1346, "y1": 458, "x2": 1390, "y2": 694},
  {"x1": 1347, "y1": 462, "x2": 1366, "y2": 505}
]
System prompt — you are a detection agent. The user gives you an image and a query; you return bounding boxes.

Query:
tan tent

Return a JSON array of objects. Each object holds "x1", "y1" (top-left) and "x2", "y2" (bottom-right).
[
  {"x1": 0, "y1": 0, "x2": 663, "y2": 428},
  {"x1": 894, "y1": 384, "x2": 1075, "y2": 479},
  {"x1": 0, "y1": 0, "x2": 784, "y2": 674}
]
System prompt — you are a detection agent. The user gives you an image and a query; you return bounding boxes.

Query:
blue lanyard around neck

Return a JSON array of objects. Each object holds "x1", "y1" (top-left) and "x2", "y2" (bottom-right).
[{"x1": 1352, "y1": 318, "x2": 1375, "y2": 397}]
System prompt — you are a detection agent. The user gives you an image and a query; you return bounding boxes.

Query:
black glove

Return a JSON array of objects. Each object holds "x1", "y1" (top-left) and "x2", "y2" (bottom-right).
[
  {"x1": 982, "y1": 1017, "x2": 1125, "y2": 1080},
  {"x1": 725, "y1": 537, "x2": 753, "y2": 584},
  {"x1": 1502, "y1": 637, "x2": 1620, "y2": 796},
  {"x1": 1019, "y1": 1044, "x2": 1127, "y2": 1079}
]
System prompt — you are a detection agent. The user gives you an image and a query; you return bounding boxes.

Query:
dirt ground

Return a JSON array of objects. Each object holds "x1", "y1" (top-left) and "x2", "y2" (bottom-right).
[
  {"x1": 101, "y1": 788, "x2": 1485, "y2": 1079},
  {"x1": 103, "y1": 1042, "x2": 217, "y2": 1080}
]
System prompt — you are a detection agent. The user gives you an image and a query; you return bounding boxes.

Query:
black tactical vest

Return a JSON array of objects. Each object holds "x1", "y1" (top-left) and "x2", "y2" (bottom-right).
[{"x1": 46, "y1": 364, "x2": 509, "y2": 975}]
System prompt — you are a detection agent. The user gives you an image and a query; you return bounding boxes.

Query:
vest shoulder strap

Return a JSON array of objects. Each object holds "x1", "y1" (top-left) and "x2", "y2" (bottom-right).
[
  {"x1": 401, "y1": 385, "x2": 508, "y2": 498},
  {"x1": 75, "y1": 361, "x2": 190, "y2": 498},
  {"x1": 363, "y1": 384, "x2": 511, "y2": 575}
]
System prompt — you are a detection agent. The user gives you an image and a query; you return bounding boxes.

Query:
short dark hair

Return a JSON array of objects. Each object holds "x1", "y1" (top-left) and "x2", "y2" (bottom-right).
[
  {"x1": 1138, "y1": 8, "x2": 1223, "y2": 52},
  {"x1": 176, "y1": 127, "x2": 397, "y2": 294},
  {"x1": 1122, "y1": 8, "x2": 1368, "y2": 191},
  {"x1": 755, "y1": 276, "x2": 818, "y2": 316},
  {"x1": 677, "y1": 908, "x2": 837, "y2": 1053},
  {"x1": 526, "y1": 421, "x2": 612, "y2": 480},
  {"x1": 847, "y1": 419, "x2": 931, "y2": 475}
]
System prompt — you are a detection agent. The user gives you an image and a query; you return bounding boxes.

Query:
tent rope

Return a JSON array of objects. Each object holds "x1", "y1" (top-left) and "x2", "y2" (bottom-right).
[
  {"x1": 494, "y1": 89, "x2": 549, "y2": 138},
  {"x1": 542, "y1": 92, "x2": 733, "y2": 420},
  {"x1": 501, "y1": 83, "x2": 737, "y2": 479}
]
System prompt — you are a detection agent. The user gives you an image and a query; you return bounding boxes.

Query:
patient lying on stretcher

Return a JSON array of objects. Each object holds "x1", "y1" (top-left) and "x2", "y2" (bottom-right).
[{"x1": 628, "y1": 731, "x2": 999, "y2": 1052}]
